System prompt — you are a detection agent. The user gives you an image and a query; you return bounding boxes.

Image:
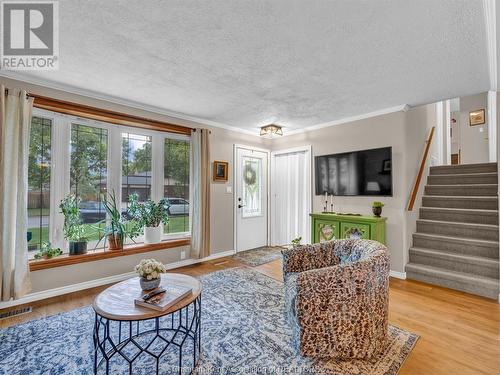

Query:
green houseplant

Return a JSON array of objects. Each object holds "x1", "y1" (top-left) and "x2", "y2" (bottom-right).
[
  {"x1": 99, "y1": 190, "x2": 139, "y2": 250},
  {"x1": 34, "y1": 242, "x2": 63, "y2": 260},
  {"x1": 372, "y1": 201, "x2": 384, "y2": 217},
  {"x1": 59, "y1": 194, "x2": 88, "y2": 255},
  {"x1": 127, "y1": 193, "x2": 170, "y2": 244}
]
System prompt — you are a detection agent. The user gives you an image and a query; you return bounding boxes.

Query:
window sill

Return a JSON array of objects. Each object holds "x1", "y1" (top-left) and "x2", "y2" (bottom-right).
[{"x1": 29, "y1": 238, "x2": 191, "y2": 271}]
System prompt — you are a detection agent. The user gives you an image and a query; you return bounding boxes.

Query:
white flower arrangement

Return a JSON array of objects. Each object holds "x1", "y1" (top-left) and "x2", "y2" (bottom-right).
[{"x1": 134, "y1": 259, "x2": 167, "y2": 280}]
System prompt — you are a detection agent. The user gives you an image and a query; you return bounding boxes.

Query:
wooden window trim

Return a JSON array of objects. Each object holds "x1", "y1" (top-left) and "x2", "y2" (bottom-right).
[
  {"x1": 29, "y1": 239, "x2": 190, "y2": 271},
  {"x1": 32, "y1": 94, "x2": 192, "y2": 135}
]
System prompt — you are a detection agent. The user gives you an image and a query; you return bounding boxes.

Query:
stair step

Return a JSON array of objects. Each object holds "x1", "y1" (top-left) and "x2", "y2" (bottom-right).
[
  {"x1": 417, "y1": 219, "x2": 499, "y2": 241},
  {"x1": 419, "y1": 207, "x2": 498, "y2": 225},
  {"x1": 405, "y1": 263, "x2": 499, "y2": 299},
  {"x1": 422, "y1": 195, "x2": 498, "y2": 210},
  {"x1": 412, "y1": 232, "x2": 499, "y2": 259},
  {"x1": 425, "y1": 184, "x2": 497, "y2": 196},
  {"x1": 430, "y1": 163, "x2": 497, "y2": 175},
  {"x1": 427, "y1": 172, "x2": 498, "y2": 185},
  {"x1": 409, "y1": 247, "x2": 499, "y2": 278}
]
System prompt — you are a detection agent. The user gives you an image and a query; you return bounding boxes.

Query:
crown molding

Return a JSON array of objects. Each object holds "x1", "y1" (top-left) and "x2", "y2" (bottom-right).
[
  {"x1": 281, "y1": 104, "x2": 410, "y2": 137},
  {"x1": 0, "y1": 71, "x2": 261, "y2": 137}
]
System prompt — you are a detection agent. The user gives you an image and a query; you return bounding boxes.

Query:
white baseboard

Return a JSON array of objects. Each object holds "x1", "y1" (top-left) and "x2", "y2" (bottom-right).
[
  {"x1": 0, "y1": 250, "x2": 236, "y2": 310},
  {"x1": 390, "y1": 271, "x2": 407, "y2": 280}
]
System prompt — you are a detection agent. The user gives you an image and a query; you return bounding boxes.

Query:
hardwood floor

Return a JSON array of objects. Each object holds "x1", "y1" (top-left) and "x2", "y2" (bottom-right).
[{"x1": 1, "y1": 257, "x2": 499, "y2": 374}]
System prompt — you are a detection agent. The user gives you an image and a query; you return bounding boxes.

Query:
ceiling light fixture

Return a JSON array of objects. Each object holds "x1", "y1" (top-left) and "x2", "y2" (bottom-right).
[{"x1": 259, "y1": 124, "x2": 283, "y2": 137}]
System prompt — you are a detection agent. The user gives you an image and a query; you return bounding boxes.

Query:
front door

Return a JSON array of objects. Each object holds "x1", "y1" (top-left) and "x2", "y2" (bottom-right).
[{"x1": 235, "y1": 146, "x2": 268, "y2": 252}]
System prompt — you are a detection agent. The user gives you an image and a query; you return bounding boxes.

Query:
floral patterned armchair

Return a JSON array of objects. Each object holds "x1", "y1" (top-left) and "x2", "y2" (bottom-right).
[{"x1": 282, "y1": 239, "x2": 390, "y2": 359}]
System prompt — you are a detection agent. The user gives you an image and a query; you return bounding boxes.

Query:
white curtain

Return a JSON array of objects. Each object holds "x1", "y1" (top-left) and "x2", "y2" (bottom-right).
[
  {"x1": 271, "y1": 149, "x2": 311, "y2": 245},
  {"x1": 0, "y1": 86, "x2": 33, "y2": 300},
  {"x1": 190, "y1": 128, "x2": 211, "y2": 259}
]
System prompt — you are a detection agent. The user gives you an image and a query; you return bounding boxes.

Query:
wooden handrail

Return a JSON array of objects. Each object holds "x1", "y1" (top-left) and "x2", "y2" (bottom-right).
[{"x1": 407, "y1": 126, "x2": 435, "y2": 211}]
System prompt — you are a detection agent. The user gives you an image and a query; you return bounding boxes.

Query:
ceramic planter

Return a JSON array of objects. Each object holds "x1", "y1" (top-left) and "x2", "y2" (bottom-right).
[
  {"x1": 144, "y1": 225, "x2": 162, "y2": 244},
  {"x1": 140, "y1": 277, "x2": 161, "y2": 291},
  {"x1": 69, "y1": 241, "x2": 87, "y2": 255},
  {"x1": 372, "y1": 206, "x2": 383, "y2": 217},
  {"x1": 108, "y1": 234, "x2": 123, "y2": 250}
]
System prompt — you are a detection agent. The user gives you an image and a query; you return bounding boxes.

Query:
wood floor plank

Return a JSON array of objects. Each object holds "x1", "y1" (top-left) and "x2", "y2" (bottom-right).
[{"x1": 1, "y1": 256, "x2": 499, "y2": 374}]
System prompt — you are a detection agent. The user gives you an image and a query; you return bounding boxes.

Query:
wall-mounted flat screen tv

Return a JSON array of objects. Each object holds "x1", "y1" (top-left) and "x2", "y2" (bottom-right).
[{"x1": 315, "y1": 146, "x2": 392, "y2": 196}]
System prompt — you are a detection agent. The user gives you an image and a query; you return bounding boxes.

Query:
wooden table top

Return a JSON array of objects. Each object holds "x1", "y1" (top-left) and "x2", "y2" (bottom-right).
[{"x1": 93, "y1": 273, "x2": 202, "y2": 321}]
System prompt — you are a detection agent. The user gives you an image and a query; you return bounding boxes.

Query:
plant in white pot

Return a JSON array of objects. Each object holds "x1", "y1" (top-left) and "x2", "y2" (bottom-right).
[
  {"x1": 127, "y1": 193, "x2": 170, "y2": 244},
  {"x1": 134, "y1": 258, "x2": 167, "y2": 290}
]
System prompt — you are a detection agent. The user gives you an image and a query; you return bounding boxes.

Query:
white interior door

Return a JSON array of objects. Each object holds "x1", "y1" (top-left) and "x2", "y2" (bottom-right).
[
  {"x1": 271, "y1": 146, "x2": 311, "y2": 246},
  {"x1": 235, "y1": 146, "x2": 269, "y2": 252}
]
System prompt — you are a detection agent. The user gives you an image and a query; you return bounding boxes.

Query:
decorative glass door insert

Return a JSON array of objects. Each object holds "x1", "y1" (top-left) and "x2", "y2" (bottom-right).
[{"x1": 242, "y1": 156, "x2": 262, "y2": 217}]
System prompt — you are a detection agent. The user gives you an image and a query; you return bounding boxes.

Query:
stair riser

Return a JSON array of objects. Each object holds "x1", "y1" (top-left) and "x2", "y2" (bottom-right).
[
  {"x1": 412, "y1": 235, "x2": 498, "y2": 258},
  {"x1": 422, "y1": 197, "x2": 498, "y2": 210},
  {"x1": 409, "y1": 252, "x2": 499, "y2": 279},
  {"x1": 419, "y1": 210, "x2": 499, "y2": 225},
  {"x1": 406, "y1": 271, "x2": 498, "y2": 299},
  {"x1": 427, "y1": 174, "x2": 498, "y2": 185},
  {"x1": 425, "y1": 185, "x2": 497, "y2": 196},
  {"x1": 430, "y1": 164, "x2": 497, "y2": 175},
  {"x1": 417, "y1": 222, "x2": 499, "y2": 241}
]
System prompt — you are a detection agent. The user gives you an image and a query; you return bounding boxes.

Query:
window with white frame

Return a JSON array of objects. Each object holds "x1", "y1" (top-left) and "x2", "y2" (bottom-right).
[{"x1": 26, "y1": 109, "x2": 191, "y2": 255}]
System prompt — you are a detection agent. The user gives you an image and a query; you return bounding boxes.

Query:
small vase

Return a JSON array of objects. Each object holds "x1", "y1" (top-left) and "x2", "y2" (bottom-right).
[
  {"x1": 140, "y1": 277, "x2": 161, "y2": 291},
  {"x1": 372, "y1": 206, "x2": 382, "y2": 217},
  {"x1": 144, "y1": 225, "x2": 162, "y2": 244}
]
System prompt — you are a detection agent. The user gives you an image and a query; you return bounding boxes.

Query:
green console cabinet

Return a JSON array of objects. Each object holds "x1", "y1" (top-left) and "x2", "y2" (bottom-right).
[{"x1": 310, "y1": 213, "x2": 386, "y2": 244}]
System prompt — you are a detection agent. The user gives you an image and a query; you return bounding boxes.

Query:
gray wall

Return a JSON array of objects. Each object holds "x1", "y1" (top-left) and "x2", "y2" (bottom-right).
[
  {"x1": 458, "y1": 92, "x2": 489, "y2": 164},
  {"x1": 271, "y1": 104, "x2": 438, "y2": 273}
]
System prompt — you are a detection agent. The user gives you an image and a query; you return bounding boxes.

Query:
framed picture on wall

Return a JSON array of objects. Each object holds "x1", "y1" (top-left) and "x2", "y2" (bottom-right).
[
  {"x1": 213, "y1": 161, "x2": 229, "y2": 181},
  {"x1": 469, "y1": 109, "x2": 485, "y2": 126}
]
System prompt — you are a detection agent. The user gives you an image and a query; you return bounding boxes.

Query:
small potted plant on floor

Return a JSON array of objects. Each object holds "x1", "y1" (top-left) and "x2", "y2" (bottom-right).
[
  {"x1": 59, "y1": 195, "x2": 88, "y2": 255},
  {"x1": 372, "y1": 201, "x2": 384, "y2": 217},
  {"x1": 134, "y1": 258, "x2": 167, "y2": 290},
  {"x1": 100, "y1": 190, "x2": 139, "y2": 250},
  {"x1": 291, "y1": 236, "x2": 302, "y2": 248},
  {"x1": 127, "y1": 193, "x2": 170, "y2": 244}
]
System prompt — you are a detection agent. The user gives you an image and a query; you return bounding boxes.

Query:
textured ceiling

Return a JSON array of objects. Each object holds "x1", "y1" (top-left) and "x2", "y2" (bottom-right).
[{"x1": 10, "y1": 0, "x2": 491, "y2": 133}]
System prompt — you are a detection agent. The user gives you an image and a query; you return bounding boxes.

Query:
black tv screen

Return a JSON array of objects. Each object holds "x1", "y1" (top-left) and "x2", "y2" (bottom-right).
[{"x1": 315, "y1": 147, "x2": 392, "y2": 196}]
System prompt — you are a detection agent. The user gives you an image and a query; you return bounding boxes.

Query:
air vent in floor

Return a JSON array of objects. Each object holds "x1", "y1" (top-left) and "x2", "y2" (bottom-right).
[{"x1": 0, "y1": 306, "x2": 32, "y2": 320}]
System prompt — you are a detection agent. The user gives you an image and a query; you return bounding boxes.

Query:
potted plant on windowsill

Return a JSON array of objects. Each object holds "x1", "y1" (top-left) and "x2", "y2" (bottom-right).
[
  {"x1": 127, "y1": 193, "x2": 170, "y2": 244},
  {"x1": 59, "y1": 194, "x2": 88, "y2": 255},
  {"x1": 99, "y1": 190, "x2": 140, "y2": 251},
  {"x1": 34, "y1": 242, "x2": 63, "y2": 260}
]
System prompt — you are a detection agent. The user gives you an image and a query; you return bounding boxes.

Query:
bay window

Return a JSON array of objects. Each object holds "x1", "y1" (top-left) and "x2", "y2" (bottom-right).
[{"x1": 26, "y1": 108, "x2": 191, "y2": 256}]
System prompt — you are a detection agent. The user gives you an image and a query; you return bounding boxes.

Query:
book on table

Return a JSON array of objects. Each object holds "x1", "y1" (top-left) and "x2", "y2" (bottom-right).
[{"x1": 134, "y1": 284, "x2": 193, "y2": 312}]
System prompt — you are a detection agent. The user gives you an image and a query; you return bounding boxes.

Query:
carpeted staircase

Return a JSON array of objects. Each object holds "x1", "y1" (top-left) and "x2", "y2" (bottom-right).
[{"x1": 406, "y1": 162, "x2": 500, "y2": 300}]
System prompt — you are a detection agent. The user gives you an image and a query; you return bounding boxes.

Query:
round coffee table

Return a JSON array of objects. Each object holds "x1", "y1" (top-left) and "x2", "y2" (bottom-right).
[{"x1": 92, "y1": 273, "x2": 202, "y2": 375}]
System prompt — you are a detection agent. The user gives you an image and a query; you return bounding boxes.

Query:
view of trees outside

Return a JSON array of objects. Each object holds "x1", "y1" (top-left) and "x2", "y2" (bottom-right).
[
  {"x1": 164, "y1": 138, "x2": 190, "y2": 233},
  {"x1": 70, "y1": 124, "x2": 108, "y2": 239},
  {"x1": 27, "y1": 117, "x2": 52, "y2": 250},
  {"x1": 122, "y1": 133, "x2": 152, "y2": 208}
]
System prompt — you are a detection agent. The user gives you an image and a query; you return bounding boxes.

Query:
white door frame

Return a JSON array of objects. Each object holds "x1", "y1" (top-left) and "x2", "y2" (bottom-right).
[
  {"x1": 270, "y1": 145, "x2": 312, "y2": 245},
  {"x1": 233, "y1": 144, "x2": 271, "y2": 252}
]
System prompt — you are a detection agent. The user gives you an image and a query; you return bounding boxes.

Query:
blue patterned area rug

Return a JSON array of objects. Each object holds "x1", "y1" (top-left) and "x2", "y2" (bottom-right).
[{"x1": 0, "y1": 268, "x2": 418, "y2": 374}]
